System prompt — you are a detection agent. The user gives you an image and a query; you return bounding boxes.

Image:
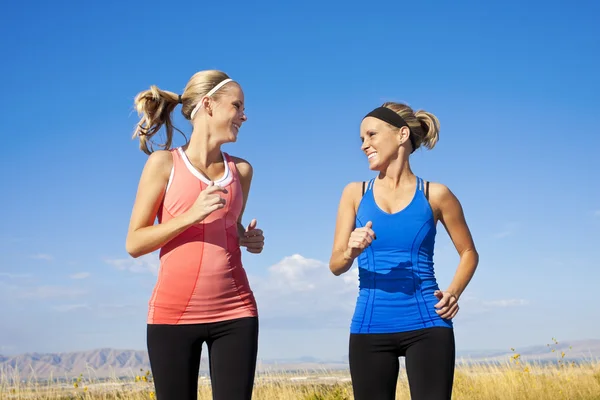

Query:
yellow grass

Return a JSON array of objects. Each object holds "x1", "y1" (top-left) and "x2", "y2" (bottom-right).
[{"x1": 2, "y1": 343, "x2": 599, "y2": 400}]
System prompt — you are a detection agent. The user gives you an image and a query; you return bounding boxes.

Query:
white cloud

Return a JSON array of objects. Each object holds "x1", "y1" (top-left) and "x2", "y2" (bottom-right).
[
  {"x1": 594, "y1": 210, "x2": 600, "y2": 218},
  {"x1": 69, "y1": 272, "x2": 90, "y2": 280},
  {"x1": 250, "y1": 254, "x2": 358, "y2": 329},
  {"x1": 101, "y1": 251, "x2": 531, "y2": 329},
  {"x1": 104, "y1": 253, "x2": 357, "y2": 326},
  {"x1": 249, "y1": 254, "x2": 532, "y2": 329},
  {"x1": 106, "y1": 253, "x2": 159, "y2": 275},
  {"x1": 29, "y1": 254, "x2": 53, "y2": 261}
]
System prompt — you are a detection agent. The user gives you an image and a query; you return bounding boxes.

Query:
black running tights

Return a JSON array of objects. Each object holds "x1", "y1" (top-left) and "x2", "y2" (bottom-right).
[
  {"x1": 147, "y1": 316, "x2": 259, "y2": 400},
  {"x1": 349, "y1": 327, "x2": 455, "y2": 400}
]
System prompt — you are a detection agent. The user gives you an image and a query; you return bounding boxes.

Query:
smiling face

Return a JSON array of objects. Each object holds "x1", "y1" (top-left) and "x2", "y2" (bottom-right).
[
  {"x1": 360, "y1": 116, "x2": 410, "y2": 171},
  {"x1": 206, "y1": 83, "x2": 247, "y2": 144}
]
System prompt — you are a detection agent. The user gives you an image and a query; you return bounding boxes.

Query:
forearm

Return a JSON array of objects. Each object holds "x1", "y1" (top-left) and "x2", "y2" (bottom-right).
[
  {"x1": 446, "y1": 248, "x2": 479, "y2": 299},
  {"x1": 126, "y1": 213, "x2": 195, "y2": 258},
  {"x1": 329, "y1": 249, "x2": 355, "y2": 276}
]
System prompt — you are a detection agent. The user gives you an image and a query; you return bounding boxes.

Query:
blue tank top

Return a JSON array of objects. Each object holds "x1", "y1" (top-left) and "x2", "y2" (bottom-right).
[{"x1": 350, "y1": 176, "x2": 453, "y2": 334}]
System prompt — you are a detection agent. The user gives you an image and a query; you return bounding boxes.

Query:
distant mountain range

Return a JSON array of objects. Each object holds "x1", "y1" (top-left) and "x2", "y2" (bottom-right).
[
  {"x1": 1, "y1": 339, "x2": 599, "y2": 380},
  {"x1": 0, "y1": 348, "x2": 151, "y2": 381},
  {"x1": 456, "y1": 338, "x2": 600, "y2": 362}
]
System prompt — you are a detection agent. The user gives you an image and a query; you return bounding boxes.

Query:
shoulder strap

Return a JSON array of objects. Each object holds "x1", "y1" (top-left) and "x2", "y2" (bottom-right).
[
  {"x1": 165, "y1": 148, "x2": 179, "y2": 193},
  {"x1": 222, "y1": 151, "x2": 231, "y2": 165},
  {"x1": 416, "y1": 176, "x2": 423, "y2": 191},
  {"x1": 361, "y1": 178, "x2": 376, "y2": 197},
  {"x1": 221, "y1": 151, "x2": 236, "y2": 179},
  {"x1": 417, "y1": 176, "x2": 431, "y2": 200},
  {"x1": 171, "y1": 146, "x2": 182, "y2": 162},
  {"x1": 416, "y1": 176, "x2": 430, "y2": 200}
]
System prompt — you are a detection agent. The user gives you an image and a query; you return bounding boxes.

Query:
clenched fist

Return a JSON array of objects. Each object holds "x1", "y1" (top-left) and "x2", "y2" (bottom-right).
[
  {"x1": 344, "y1": 221, "x2": 376, "y2": 260},
  {"x1": 239, "y1": 219, "x2": 264, "y2": 254},
  {"x1": 186, "y1": 181, "x2": 228, "y2": 224}
]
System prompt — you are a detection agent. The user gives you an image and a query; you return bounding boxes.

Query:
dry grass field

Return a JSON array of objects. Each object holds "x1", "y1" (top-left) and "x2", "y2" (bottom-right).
[{"x1": 2, "y1": 345, "x2": 599, "y2": 399}]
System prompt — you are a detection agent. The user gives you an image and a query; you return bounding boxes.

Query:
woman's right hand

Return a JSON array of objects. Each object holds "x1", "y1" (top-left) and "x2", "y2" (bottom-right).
[
  {"x1": 344, "y1": 221, "x2": 376, "y2": 260},
  {"x1": 186, "y1": 182, "x2": 228, "y2": 224}
]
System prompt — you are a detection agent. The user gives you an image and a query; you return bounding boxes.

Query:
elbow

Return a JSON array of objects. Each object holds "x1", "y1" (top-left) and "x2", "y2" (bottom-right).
[
  {"x1": 128, "y1": 251, "x2": 142, "y2": 259},
  {"x1": 328, "y1": 257, "x2": 340, "y2": 276},
  {"x1": 328, "y1": 261, "x2": 345, "y2": 276},
  {"x1": 126, "y1": 246, "x2": 141, "y2": 259},
  {"x1": 471, "y1": 247, "x2": 479, "y2": 263},
  {"x1": 463, "y1": 247, "x2": 479, "y2": 267},
  {"x1": 125, "y1": 237, "x2": 142, "y2": 259}
]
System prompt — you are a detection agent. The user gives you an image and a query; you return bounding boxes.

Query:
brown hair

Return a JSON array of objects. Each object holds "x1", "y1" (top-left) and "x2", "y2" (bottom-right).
[{"x1": 382, "y1": 102, "x2": 440, "y2": 151}]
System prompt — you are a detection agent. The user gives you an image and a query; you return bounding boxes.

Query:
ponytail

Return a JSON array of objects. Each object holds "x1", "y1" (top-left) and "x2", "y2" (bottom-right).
[
  {"x1": 414, "y1": 110, "x2": 440, "y2": 150},
  {"x1": 131, "y1": 70, "x2": 232, "y2": 154},
  {"x1": 132, "y1": 86, "x2": 184, "y2": 155},
  {"x1": 382, "y1": 102, "x2": 441, "y2": 152}
]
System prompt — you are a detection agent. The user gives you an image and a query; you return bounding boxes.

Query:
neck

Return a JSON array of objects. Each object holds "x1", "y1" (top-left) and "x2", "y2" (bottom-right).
[
  {"x1": 377, "y1": 153, "x2": 414, "y2": 189},
  {"x1": 184, "y1": 123, "x2": 223, "y2": 167}
]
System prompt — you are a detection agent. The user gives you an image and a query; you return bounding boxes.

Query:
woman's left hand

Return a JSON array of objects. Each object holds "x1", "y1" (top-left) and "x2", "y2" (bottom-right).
[
  {"x1": 434, "y1": 290, "x2": 459, "y2": 320},
  {"x1": 240, "y1": 219, "x2": 264, "y2": 254}
]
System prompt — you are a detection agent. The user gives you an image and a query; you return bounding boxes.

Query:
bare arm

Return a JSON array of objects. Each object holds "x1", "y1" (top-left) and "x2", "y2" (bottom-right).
[
  {"x1": 232, "y1": 156, "x2": 253, "y2": 236},
  {"x1": 329, "y1": 182, "x2": 375, "y2": 276},
  {"x1": 125, "y1": 151, "x2": 196, "y2": 258},
  {"x1": 232, "y1": 156, "x2": 264, "y2": 254},
  {"x1": 431, "y1": 183, "x2": 479, "y2": 302}
]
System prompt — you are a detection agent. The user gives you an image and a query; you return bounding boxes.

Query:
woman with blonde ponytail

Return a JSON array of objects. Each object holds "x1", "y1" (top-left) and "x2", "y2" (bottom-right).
[
  {"x1": 329, "y1": 102, "x2": 479, "y2": 399},
  {"x1": 126, "y1": 70, "x2": 264, "y2": 400}
]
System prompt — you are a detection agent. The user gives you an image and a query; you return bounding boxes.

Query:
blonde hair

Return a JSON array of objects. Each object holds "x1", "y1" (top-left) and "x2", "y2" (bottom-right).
[
  {"x1": 132, "y1": 70, "x2": 232, "y2": 155},
  {"x1": 382, "y1": 102, "x2": 440, "y2": 151}
]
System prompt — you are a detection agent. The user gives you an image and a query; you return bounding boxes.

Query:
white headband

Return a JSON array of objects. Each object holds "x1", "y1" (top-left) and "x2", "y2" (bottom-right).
[{"x1": 189, "y1": 78, "x2": 234, "y2": 120}]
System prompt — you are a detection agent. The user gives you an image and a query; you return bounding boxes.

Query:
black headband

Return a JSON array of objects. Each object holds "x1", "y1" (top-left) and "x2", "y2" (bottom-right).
[{"x1": 363, "y1": 107, "x2": 416, "y2": 153}]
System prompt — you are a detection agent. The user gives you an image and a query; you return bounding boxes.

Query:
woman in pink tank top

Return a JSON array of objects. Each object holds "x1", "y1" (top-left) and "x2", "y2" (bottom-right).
[{"x1": 125, "y1": 70, "x2": 264, "y2": 400}]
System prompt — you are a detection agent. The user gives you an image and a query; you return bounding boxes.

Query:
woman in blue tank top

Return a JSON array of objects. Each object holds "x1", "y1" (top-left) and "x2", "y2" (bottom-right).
[{"x1": 329, "y1": 103, "x2": 479, "y2": 400}]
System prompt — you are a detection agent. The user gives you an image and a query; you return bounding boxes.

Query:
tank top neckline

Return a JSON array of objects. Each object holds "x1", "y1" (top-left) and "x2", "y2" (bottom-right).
[
  {"x1": 176, "y1": 147, "x2": 231, "y2": 185},
  {"x1": 366, "y1": 175, "x2": 422, "y2": 217}
]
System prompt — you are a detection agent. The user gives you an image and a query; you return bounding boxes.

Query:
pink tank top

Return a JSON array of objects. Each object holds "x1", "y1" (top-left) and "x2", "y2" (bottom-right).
[{"x1": 147, "y1": 147, "x2": 258, "y2": 324}]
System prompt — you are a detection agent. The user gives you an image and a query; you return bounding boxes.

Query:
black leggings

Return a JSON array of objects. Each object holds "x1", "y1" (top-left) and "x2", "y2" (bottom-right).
[
  {"x1": 349, "y1": 327, "x2": 455, "y2": 400},
  {"x1": 147, "y1": 316, "x2": 259, "y2": 400}
]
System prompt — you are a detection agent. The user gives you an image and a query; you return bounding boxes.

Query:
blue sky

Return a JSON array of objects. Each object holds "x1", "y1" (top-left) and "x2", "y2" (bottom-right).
[{"x1": 1, "y1": 0, "x2": 599, "y2": 360}]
